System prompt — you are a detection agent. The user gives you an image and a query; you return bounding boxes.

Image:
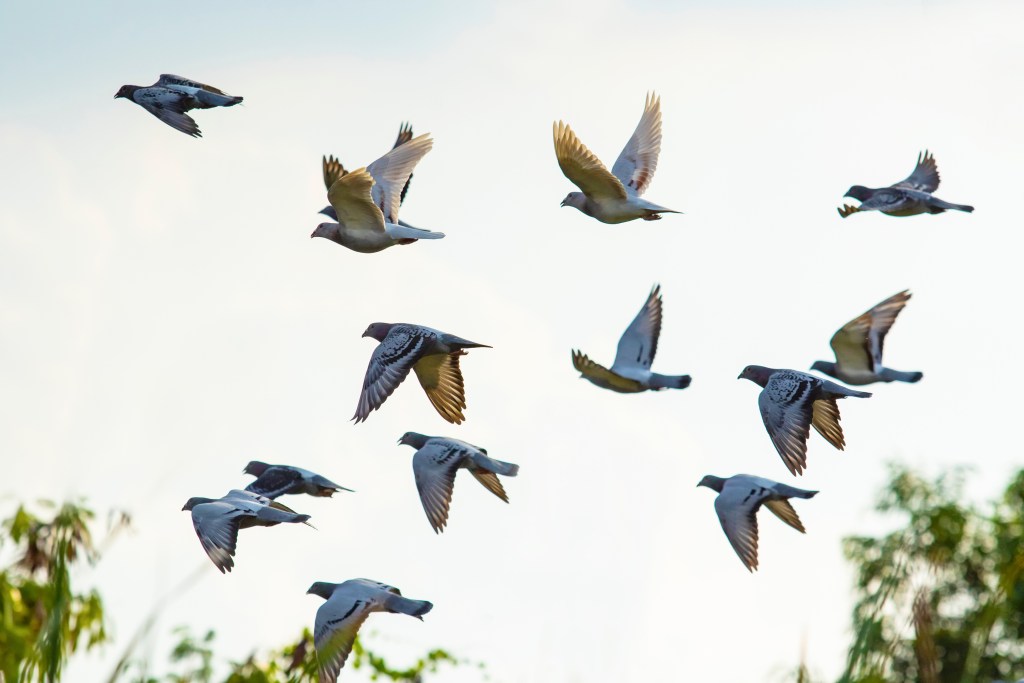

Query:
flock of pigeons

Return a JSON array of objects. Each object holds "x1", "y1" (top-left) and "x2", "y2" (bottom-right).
[{"x1": 114, "y1": 74, "x2": 974, "y2": 681}]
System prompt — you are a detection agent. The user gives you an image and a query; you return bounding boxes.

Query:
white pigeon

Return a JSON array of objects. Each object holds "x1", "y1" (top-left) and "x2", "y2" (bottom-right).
[
  {"x1": 354, "y1": 323, "x2": 490, "y2": 424},
  {"x1": 114, "y1": 74, "x2": 242, "y2": 138},
  {"x1": 739, "y1": 365, "x2": 871, "y2": 476},
  {"x1": 308, "y1": 578, "x2": 432, "y2": 683},
  {"x1": 697, "y1": 474, "x2": 818, "y2": 572},
  {"x1": 243, "y1": 461, "x2": 353, "y2": 499},
  {"x1": 553, "y1": 92, "x2": 680, "y2": 223},
  {"x1": 572, "y1": 284, "x2": 691, "y2": 393},
  {"x1": 811, "y1": 290, "x2": 923, "y2": 386},
  {"x1": 398, "y1": 432, "x2": 519, "y2": 533},
  {"x1": 311, "y1": 133, "x2": 444, "y2": 253},
  {"x1": 181, "y1": 489, "x2": 311, "y2": 573}
]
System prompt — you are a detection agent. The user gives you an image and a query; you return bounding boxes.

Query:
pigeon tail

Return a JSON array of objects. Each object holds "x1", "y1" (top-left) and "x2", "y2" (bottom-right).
[
  {"x1": 472, "y1": 452, "x2": 519, "y2": 477},
  {"x1": 928, "y1": 197, "x2": 974, "y2": 213},
  {"x1": 441, "y1": 334, "x2": 491, "y2": 350},
  {"x1": 878, "y1": 368, "x2": 924, "y2": 383},
  {"x1": 194, "y1": 91, "x2": 243, "y2": 108},
  {"x1": 385, "y1": 594, "x2": 433, "y2": 619},
  {"x1": 649, "y1": 373, "x2": 691, "y2": 390}
]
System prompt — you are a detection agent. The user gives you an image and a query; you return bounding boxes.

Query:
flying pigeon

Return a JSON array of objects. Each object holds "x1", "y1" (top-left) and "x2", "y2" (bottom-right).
[
  {"x1": 739, "y1": 366, "x2": 871, "y2": 476},
  {"x1": 181, "y1": 489, "x2": 311, "y2": 573},
  {"x1": 811, "y1": 290, "x2": 923, "y2": 385},
  {"x1": 114, "y1": 74, "x2": 242, "y2": 138},
  {"x1": 319, "y1": 123, "x2": 416, "y2": 221},
  {"x1": 311, "y1": 133, "x2": 444, "y2": 253},
  {"x1": 243, "y1": 461, "x2": 354, "y2": 499},
  {"x1": 572, "y1": 284, "x2": 691, "y2": 393},
  {"x1": 838, "y1": 151, "x2": 974, "y2": 218},
  {"x1": 398, "y1": 432, "x2": 519, "y2": 533},
  {"x1": 554, "y1": 92, "x2": 680, "y2": 223},
  {"x1": 308, "y1": 578, "x2": 432, "y2": 683},
  {"x1": 354, "y1": 323, "x2": 490, "y2": 424},
  {"x1": 697, "y1": 474, "x2": 818, "y2": 572}
]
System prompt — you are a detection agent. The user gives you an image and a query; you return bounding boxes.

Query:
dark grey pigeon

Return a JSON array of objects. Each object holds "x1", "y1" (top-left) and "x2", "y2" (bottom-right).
[
  {"x1": 114, "y1": 74, "x2": 242, "y2": 138},
  {"x1": 739, "y1": 365, "x2": 871, "y2": 476},
  {"x1": 811, "y1": 290, "x2": 923, "y2": 386},
  {"x1": 243, "y1": 461, "x2": 353, "y2": 499},
  {"x1": 319, "y1": 122, "x2": 417, "y2": 224},
  {"x1": 838, "y1": 151, "x2": 973, "y2": 218},
  {"x1": 697, "y1": 474, "x2": 817, "y2": 572},
  {"x1": 354, "y1": 323, "x2": 490, "y2": 424},
  {"x1": 181, "y1": 489, "x2": 311, "y2": 573},
  {"x1": 398, "y1": 432, "x2": 519, "y2": 533},
  {"x1": 308, "y1": 578, "x2": 432, "y2": 683}
]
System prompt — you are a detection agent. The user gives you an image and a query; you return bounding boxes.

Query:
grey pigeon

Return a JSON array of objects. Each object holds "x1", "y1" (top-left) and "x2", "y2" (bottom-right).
[
  {"x1": 811, "y1": 290, "x2": 923, "y2": 386},
  {"x1": 838, "y1": 151, "x2": 973, "y2": 218},
  {"x1": 572, "y1": 284, "x2": 691, "y2": 393},
  {"x1": 739, "y1": 365, "x2": 871, "y2": 476},
  {"x1": 308, "y1": 578, "x2": 432, "y2": 683},
  {"x1": 398, "y1": 432, "x2": 519, "y2": 533},
  {"x1": 243, "y1": 461, "x2": 354, "y2": 499},
  {"x1": 114, "y1": 74, "x2": 242, "y2": 138},
  {"x1": 697, "y1": 474, "x2": 818, "y2": 572},
  {"x1": 181, "y1": 489, "x2": 311, "y2": 573},
  {"x1": 354, "y1": 323, "x2": 490, "y2": 424},
  {"x1": 554, "y1": 92, "x2": 680, "y2": 223},
  {"x1": 319, "y1": 122, "x2": 416, "y2": 221},
  {"x1": 311, "y1": 133, "x2": 444, "y2": 253}
]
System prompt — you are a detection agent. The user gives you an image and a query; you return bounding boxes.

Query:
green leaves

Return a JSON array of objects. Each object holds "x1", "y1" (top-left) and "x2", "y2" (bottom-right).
[{"x1": 838, "y1": 464, "x2": 1024, "y2": 683}]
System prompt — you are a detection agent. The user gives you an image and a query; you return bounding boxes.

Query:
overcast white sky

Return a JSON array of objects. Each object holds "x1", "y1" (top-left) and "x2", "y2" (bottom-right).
[{"x1": 1, "y1": 0, "x2": 1023, "y2": 681}]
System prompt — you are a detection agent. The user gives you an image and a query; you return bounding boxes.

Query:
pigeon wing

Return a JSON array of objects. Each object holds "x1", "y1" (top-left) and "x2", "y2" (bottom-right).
[
  {"x1": 611, "y1": 284, "x2": 663, "y2": 372},
  {"x1": 892, "y1": 150, "x2": 940, "y2": 193},
  {"x1": 135, "y1": 89, "x2": 201, "y2": 137},
  {"x1": 810, "y1": 398, "x2": 846, "y2": 450},
  {"x1": 714, "y1": 483, "x2": 765, "y2": 572},
  {"x1": 392, "y1": 122, "x2": 415, "y2": 203},
  {"x1": 758, "y1": 377, "x2": 816, "y2": 476},
  {"x1": 157, "y1": 74, "x2": 229, "y2": 94},
  {"x1": 571, "y1": 350, "x2": 646, "y2": 392},
  {"x1": 412, "y1": 351, "x2": 467, "y2": 424},
  {"x1": 353, "y1": 329, "x2": 427, "y2": 423},
  {"x1": 763, "y1": 499, "x2": 806, "y2": 533},
  {"x1": 553, "y1": 121, "x2": 628, "y2": 200},
  {"x1": 327, "y1": 168, "x2": 387, "y2": 236},
  {"x1": 191, "y1": 503, "x2": 243, "y2": 573},
  {"x1": 245, "y1": 466, "x2": 303, "y2": 499},
  {"x1": 314, "y1": 596, "x2": 375, "y2": 683},
  {"x1": 610, "y1": 92, "x2": 663, "y2": 197},
  {"x1": 413, "y1": 443, "x2": 462, "y2": 532},
  {"x1": 366, "y1": 133, "x2": 433, "y2": 224},
  {"x1": 322, "y1": 155, "x2": 348, "y2": 191}
]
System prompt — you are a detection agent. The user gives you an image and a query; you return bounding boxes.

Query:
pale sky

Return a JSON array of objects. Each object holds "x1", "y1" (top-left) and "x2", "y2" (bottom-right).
[{"x1": 1, "y1": 0, "x2": 1023, "y2": 681}]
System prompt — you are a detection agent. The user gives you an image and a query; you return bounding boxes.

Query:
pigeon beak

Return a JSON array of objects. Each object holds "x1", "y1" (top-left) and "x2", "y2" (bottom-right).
[
  {"x1": 559, "y1": 199, "x2": 567, "y2": 208},
  {"x1": 736, "y1": 373, "x2": 743, "y2": 379}
]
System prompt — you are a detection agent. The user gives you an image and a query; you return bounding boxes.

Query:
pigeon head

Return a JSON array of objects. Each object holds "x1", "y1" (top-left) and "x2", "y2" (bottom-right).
[
  {"x1": 243, "y1": 460, "x2": 269, "y2": 476},
  {"x1": 738, "y1": 365, "x2": 774, "y2": 387},
  {"x1": 844, "y1": 185, "x2": 873, "y2": 202},
  {"x1": 809, "y1": 360, "x2": 837, "y2": 378},
  {"x1": 181, "y1": 496, "x2": 214, "y2": 511},
  {"x1": 362, "y1": 322, "x2": 394, "y2": 341},
  {"x1": 306, "y1": 581, "x2": 337, "y2": 600},
  {"x1": 697, "y1": 475, "x2": 726, "y2": 493},
  {"x1": 560, "y1": 192, "x2": 586, "y2": 211},
  {"x1": 114, "y1": 85, "x2": 135, "y2": 99},
  {"x1": 398, "y1": 432, "x2": 431, "y2": 449},
  {"x1": 311, "y1": 222, "x2": 340, "y2": 241}
]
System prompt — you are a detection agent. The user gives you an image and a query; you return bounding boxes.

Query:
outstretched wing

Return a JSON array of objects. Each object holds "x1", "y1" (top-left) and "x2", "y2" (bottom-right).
[
  {"x1": 611, "y1": 284, "x2": 663, "y2": 372},
  {"x1": 366, "y1": 133, "x2": 433, "y2": 224},
  {"x1": 892, "y1": 150, "x2": 940, "y2": 193},
  {"x1": 714, "y1": 482, "x2": 766, "y2": 572},
  {"x1": 758, "y1": 377, "x2": 817, "y2": 476},
  {"x1": 571, "y1": 350, "x2": 646, "y2": 393},
  {"x1": 412, "y1": 442, "x2": 463, "y2": 532},
  {"x1": 327, "y1": 168, "x2": 387, "y2": 236},
  {"x1": 134, "y1": 88, "x2": 201, "y2": 137},
  {"x1": 553, "y1": 121, "x2": 628, "y2": 200},
  {"x1": 353, "y1": 329, "x2": 427, "y2": 423},
  {"x1": 611, "y1": 92, "x2": 662, "y2": 197},
  {"x1": 322, "y1": 155, "x2": 348, "y2": 191},
  {"x1": 413, "y1": 351, "x2": 468, "y2": 424},
  {"x1": 830, "y1": 290, "x2": 911, "y2": 374},
  {"x1": 314, "y1": 597, "x2": 374, "y2": 683}
]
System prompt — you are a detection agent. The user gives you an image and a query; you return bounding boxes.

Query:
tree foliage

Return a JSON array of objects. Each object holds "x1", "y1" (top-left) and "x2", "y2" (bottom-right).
[
  {"x1": 0, "y1": 500, "x2": 128, "y2": 683},
  {"x1": 839, "y1": 465, "x2": 1024, "y2": 683}
]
